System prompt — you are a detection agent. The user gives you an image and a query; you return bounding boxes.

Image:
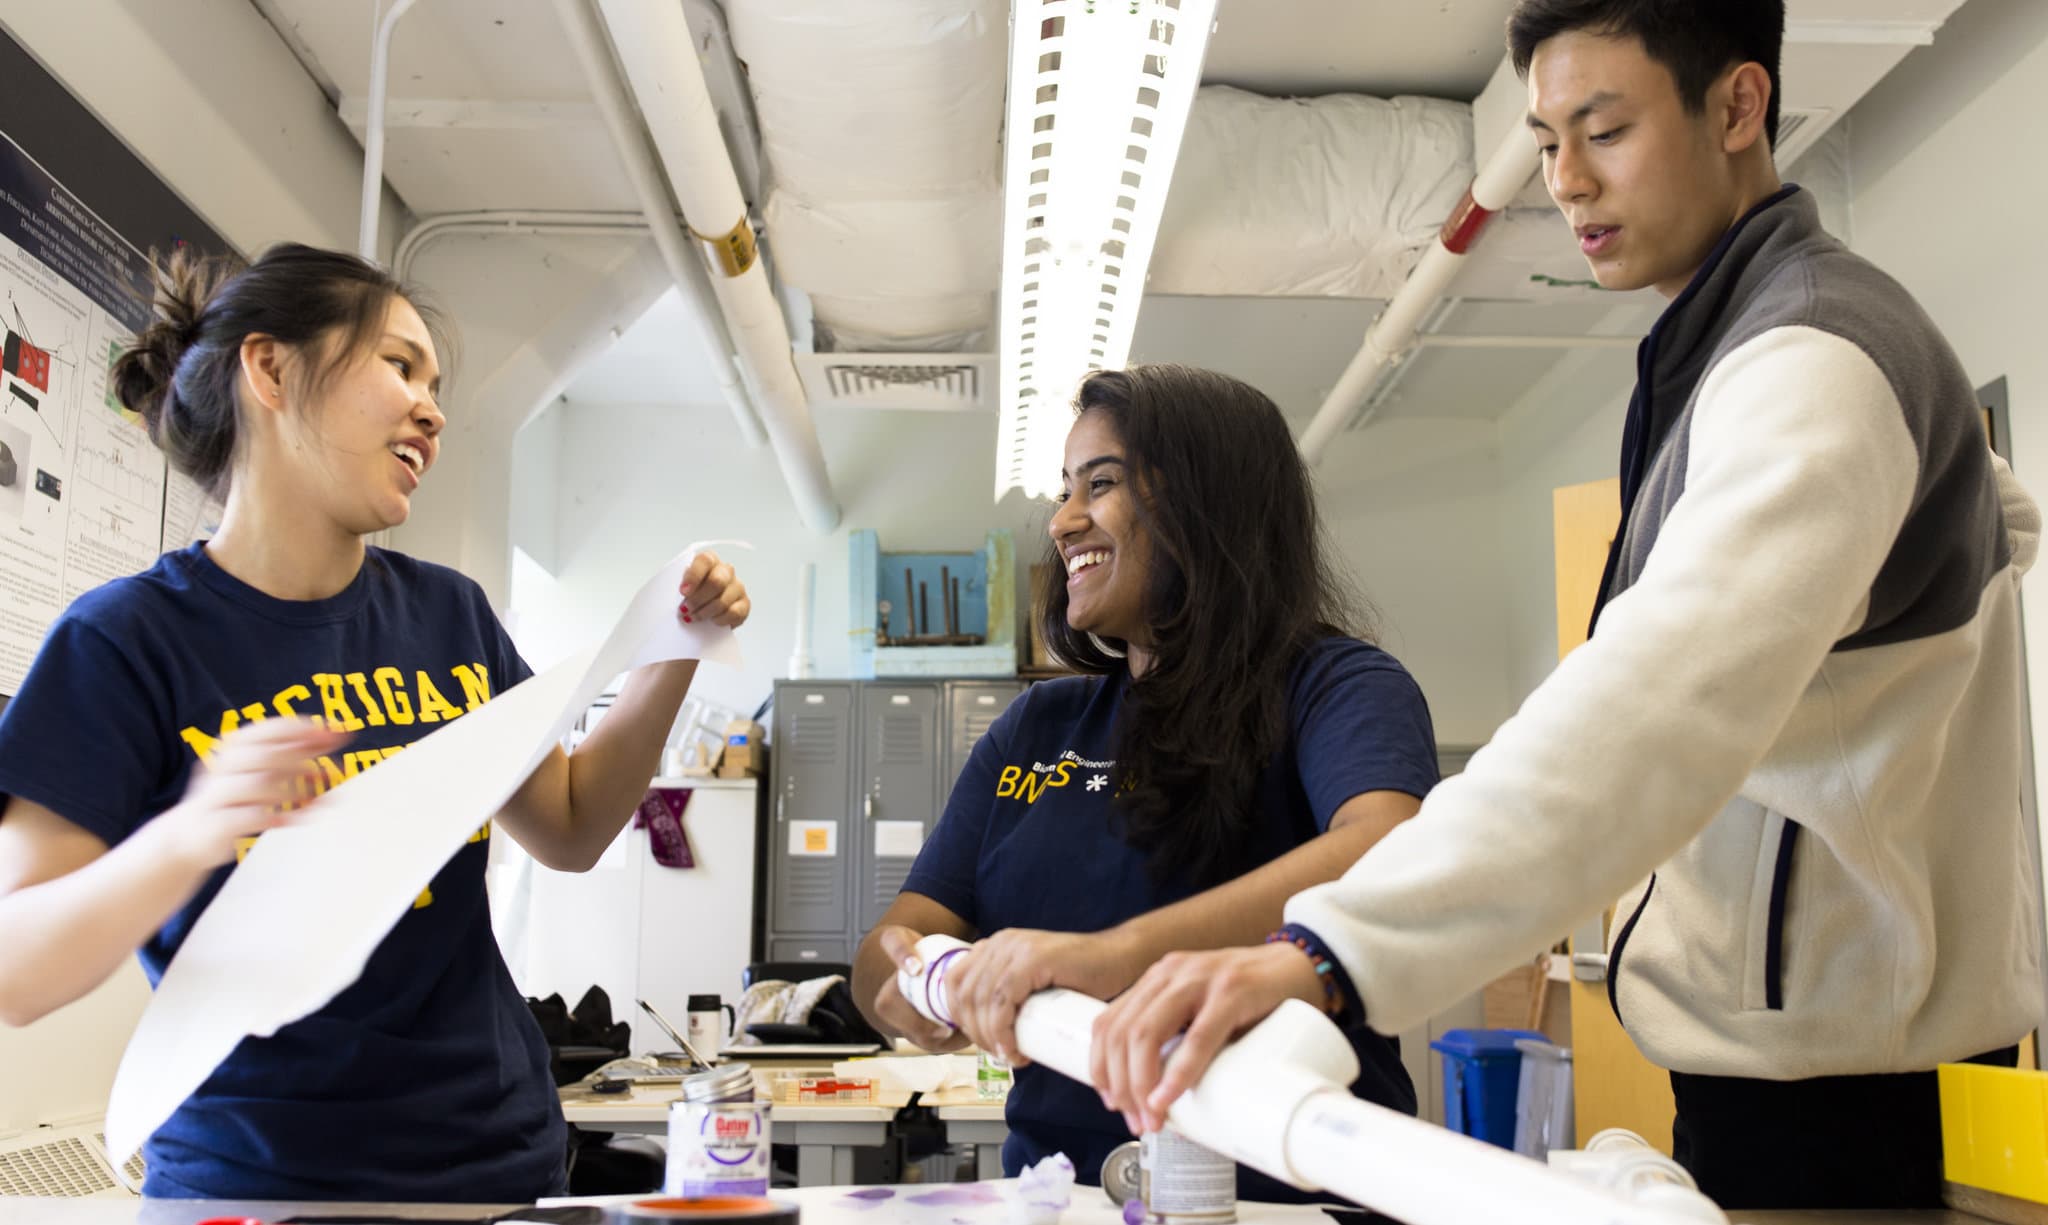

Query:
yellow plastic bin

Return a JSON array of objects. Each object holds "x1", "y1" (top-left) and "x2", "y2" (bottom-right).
[{"x1": 1941, "y1": 1062, "x2": 2048, "y2": 1203}]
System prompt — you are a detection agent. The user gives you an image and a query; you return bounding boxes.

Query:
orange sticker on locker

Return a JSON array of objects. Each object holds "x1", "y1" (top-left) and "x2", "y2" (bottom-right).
[{"x1": 789, "y1": 821, "x2": 837, "y2": 857}]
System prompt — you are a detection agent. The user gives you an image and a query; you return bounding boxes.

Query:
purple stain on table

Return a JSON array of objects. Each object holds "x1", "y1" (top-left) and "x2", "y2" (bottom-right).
[
  {"x1": 906, "y1": 1184, "x2": 1004, "y2": 1207},
  {"x1": 1122, "y1": 1199, "x2": 1146, "y2": 1225},
  {"x1": 839, "y1": 1188, "x2": 896, "y2": 1211}
]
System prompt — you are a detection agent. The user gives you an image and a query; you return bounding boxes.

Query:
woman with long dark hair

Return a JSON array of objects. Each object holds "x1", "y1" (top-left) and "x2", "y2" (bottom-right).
[{"x1": 852, "y1": 364, "x2": 1437, "y2": 1199}]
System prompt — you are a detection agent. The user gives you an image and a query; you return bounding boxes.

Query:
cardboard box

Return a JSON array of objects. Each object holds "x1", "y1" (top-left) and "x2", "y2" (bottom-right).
[
  {"x1": 717, "y1": 719, "x2": 767, "y2": 778},
  {"x1": 772, "y1": 1074, "x2": 874, "y2": 1104}
]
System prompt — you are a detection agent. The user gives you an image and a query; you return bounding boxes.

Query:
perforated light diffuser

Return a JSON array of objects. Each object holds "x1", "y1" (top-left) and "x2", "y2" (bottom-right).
[{"x1": 994, "y1": 0, "x2": 1218, "y2": 500}]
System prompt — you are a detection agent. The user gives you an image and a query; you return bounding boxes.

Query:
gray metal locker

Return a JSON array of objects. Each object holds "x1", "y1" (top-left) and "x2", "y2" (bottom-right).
[
  {"x1": 856, "y1": 683, "x2": 942, "y2": 934},
  {"x1": 768, "y1": 937, "x2": 851, "y2": 966},
  {"x1": 943, "y1": 680, "x2": 1026, "y2": 788},
  {"x1": 770, "y1": 682, "x2": 855, "y2": 936}
]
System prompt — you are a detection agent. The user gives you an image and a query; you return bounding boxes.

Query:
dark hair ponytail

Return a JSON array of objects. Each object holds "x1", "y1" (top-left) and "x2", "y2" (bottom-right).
[{"x1": 113, "y1": 243, "x2": 440, "y2": 497}]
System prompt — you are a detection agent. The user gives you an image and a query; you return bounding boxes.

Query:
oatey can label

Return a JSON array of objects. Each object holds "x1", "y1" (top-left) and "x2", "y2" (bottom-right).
[
  {"x1": 666, "y1": 1100, "x2": 771, "y2": 1196},
  {"x1": 1140, "y1": 1128, "x2": 1237, "y2": 1225}
]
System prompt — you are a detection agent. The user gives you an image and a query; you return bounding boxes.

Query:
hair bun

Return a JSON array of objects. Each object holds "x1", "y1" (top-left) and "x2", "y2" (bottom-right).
[{"x1": 113, "y1": 247, "x2": 244, "y2": 436}]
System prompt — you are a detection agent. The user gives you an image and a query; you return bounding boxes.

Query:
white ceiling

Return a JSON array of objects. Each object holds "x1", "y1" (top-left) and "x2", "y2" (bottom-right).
[
  {"x1": 249, "y1": 0, "x2": 1963, "y2": 450},
  {"x1": 560, "y1": 286, "x2": 735, "y2": 407}
]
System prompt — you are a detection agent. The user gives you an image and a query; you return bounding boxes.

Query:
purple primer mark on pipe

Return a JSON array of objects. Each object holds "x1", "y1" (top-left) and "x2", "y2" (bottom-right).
[
  {"x1": 1122, "y1": 1199, "x2": 1145, "y2": 1225},
  {"x1": 905, "y1": 1184, "x2": 1004, "y2": 1207}
]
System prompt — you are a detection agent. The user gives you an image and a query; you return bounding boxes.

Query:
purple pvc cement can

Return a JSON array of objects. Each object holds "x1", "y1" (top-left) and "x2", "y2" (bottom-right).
[{"x1": 664, "y1": 1063, "x2": 770, "y2": 1196}]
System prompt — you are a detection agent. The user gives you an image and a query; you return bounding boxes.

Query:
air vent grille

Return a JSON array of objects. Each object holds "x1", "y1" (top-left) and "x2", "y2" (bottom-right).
[
  {"x1": 0, "y1": 1136, "x2": 113, "y2": 1197},
  {"x1": 795, "y1": 353, "x2": 993, "y2": 411}
]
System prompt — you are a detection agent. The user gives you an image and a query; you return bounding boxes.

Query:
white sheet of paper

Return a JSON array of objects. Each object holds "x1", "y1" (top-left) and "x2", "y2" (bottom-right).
[
  {"x1": 788, "y1": 820, "x2": 837, "y2": 857},
  {"x1": 874, "y1": 819, "x2": 926, "y2": 859},
  {"x1": 104, "y1": 544, "x2": 745, "y2": 1163}
]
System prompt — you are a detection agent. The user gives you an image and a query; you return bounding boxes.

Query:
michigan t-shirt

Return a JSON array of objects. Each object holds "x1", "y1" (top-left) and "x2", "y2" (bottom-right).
[
  {"x1": 901, "y1": 636, "x2": 1439, "y2": 1201},
  {"x1": 0, "y1": 544, "x2": 566, "y2": 1201}
]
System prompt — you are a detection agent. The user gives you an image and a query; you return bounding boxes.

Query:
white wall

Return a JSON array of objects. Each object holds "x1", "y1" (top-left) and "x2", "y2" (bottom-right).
[
  {"x1": 1845, "y1": 0, "x2": 2048, "y2": 787},
  {"x1": 1493, "y1": 369, "x2": 1634, "y2": 701},
  {"x1": 0, "y1": 962, "x2": 149, "y2": 1135},
  {"x1": 520, "y1": 400, "x2": 1047, "y2": 717},
  {"x1": 1317, "y1": 418, "x2": 1520, "y2": 747},
  {"x1": 524, "y1": 398, "x2": 1527, "y2": 749},
  {"x1": 391, "y1": 232, "x2": 673, "y2": 605},
  {"x1": 511, "y1": 398, "x2": 565, "y2": 576}
]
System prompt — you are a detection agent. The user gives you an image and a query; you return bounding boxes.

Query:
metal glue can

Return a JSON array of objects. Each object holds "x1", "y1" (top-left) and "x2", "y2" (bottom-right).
[
  {"x1": 1138, "y1": 1128, "x2": 1236, "y2": 1225},
  {"x1": 1105, "y1": 1138, "x2": 1228, "y2": 1220},
  {"x1": 665, "y1": 1062, "x2": 771, "y2": 1196}
]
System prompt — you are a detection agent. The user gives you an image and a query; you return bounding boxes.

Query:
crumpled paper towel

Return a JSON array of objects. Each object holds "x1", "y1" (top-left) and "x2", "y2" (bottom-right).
[{"x1": 1007, "y1": 1152, "x2": 1075, "y2": 1225}]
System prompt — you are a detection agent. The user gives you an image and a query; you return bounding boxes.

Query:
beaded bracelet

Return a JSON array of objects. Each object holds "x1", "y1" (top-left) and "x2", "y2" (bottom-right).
[{"x1": 1265, "y1": 928, "x2": 1347, "y2": 1018}]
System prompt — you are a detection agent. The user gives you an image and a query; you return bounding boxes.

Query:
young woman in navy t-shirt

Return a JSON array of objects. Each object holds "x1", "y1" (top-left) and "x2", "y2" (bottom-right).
[
  {"x1": 851, "y1": 364, "x2": 1439, "y2": 1200},
  {"x1": 0, "y1": 244, "x2": 749, "y2": 1201}
]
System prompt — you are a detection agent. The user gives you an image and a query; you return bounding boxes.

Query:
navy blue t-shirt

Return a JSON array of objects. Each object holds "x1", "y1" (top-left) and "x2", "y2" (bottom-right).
[
  {"x1": 901, "y1": 637, "x2": 1438, "y2": 1201},
  {"x1": 0, "y1": 544, "x2": 567, "y2": 1202}
]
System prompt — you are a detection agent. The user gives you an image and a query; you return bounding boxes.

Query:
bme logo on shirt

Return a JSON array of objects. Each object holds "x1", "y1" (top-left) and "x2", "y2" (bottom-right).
[
  {"x1": 994, "y1": 749, "x2": 1120, "y2": 805},
  {"x1": 194, "y1": 661, "x2": 502, "y2": 910}
]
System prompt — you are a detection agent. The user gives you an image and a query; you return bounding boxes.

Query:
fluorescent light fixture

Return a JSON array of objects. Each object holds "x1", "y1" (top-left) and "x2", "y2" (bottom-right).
[{"x1": 994, "y1": 0, "x2": 1218, "y2": 501}]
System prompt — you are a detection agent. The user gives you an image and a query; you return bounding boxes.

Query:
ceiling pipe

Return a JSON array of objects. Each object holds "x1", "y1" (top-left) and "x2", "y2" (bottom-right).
[
  {"x1": 359, "y1": 0, "x2": 423, "y2": 261},
  {"x1": 1417, "y1": 334, "x2": 1638, "y2": 350},
  {"x1": 1298, "y1": 120, "x2": 1542, "y2": 464},
  {"x1": 394, "y1": 210, "x2": 650, "y2": 281},
  {"x1": 588, "y1": 0, "x2": 842, "y2": 535},
  {"x1": 550, "y1": 0, "x2": 770, "y2": 451}
]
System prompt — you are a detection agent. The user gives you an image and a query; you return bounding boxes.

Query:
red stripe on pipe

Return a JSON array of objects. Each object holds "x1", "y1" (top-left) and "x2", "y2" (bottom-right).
[{"x1": 1438, "y1": 186, "x2": 1498, "y2": 255}]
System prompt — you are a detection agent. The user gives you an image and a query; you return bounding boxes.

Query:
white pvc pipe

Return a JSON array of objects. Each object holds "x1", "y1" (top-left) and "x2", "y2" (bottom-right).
[
  {"x1": 393, "y1": 210, "x2": 648, "y2": 281},
  {"x1": 1418, "y1": 334, "x2": 1639, "y2": 350},
  {"x1": 900, "y1": 936, "x2": 1725, "y2": 1225},
  {"x1": 788, "y1": 561, "x2": 816, "y2": 680},
  {"x1": 550, "y1": 0, "x2": 771, "y2": 453},
  {"x1": 590, "y1": 0, "x2": 842, "y2": 536},
  {"x1": 359, "y1": 0, "x2": 422, "y2": 261},
  {"x1": 1298, "y1": 125, "x2": 1542, "y2": 464}
]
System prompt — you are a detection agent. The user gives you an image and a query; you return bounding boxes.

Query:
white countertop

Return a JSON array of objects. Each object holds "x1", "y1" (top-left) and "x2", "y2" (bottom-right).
[
  {"x1": 0, "y1": 1187, "x2": 1992, "y2": 1225},
  {"x1": 648, "y1": 776, "x2": 757, "y2": 791}
]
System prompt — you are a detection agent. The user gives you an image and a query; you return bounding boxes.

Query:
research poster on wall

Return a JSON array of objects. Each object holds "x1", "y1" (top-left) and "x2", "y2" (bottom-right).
[{"x1": 0, "y1": 131, "x2": 218, "y2": 696}]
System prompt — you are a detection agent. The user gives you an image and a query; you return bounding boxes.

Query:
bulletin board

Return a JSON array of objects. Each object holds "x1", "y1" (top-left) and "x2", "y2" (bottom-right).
[{"x1": 0, "y1": 28, "x2": 233, "y2": 700}]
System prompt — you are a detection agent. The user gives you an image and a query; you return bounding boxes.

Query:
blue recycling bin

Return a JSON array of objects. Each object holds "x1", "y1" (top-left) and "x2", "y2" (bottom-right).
[{"x1": 1430, "y1": 1028, "x2": 1548, "y2": 1148}]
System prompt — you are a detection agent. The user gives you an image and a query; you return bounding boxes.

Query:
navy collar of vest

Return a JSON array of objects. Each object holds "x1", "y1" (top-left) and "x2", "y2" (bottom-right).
[
  {"x1": 1642, "y1": 183, "x2": 1810, "y2": 376},
  {"x1": 1589, "y1": 183, "x2": 1812, "y2": 637}
]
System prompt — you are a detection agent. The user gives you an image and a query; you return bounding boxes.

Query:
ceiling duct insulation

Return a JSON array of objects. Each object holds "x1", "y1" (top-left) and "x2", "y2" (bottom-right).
[
  {"x1": 1151, "y1": 86, "x2": 1469, "y2": 298},
  {"x1": 724, "y1": 0, "x2": 1006, "y2": 352},
  {"x1": 1149, "y1": 85, "x2": 1596, "y2": 300}
]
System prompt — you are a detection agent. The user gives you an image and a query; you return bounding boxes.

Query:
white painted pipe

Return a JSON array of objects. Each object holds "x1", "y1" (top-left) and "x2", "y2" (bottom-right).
[
  {"x1": 900, "y1": 935, "x2": 1725, "y2": 1225},
  {"x1": 592, "y1": 0, "x2": 842, "y2": 536},
  {"x1": 788, "y1": 561, "x2": 816, "y2": 680},
  {"x1": 550, "y1": 0, "x2": 770, "y2": 452},
  {"x1": 1418, "y1": 334, "x2": 1639, "y2": 350},
  {"x1": 1298, "y1": 123, "x2": 1543, "y2": 464},
  {"x1": 393, "y1": 210, "x2": 649, "y2": 281},
  {"x1": 359, "y1": 0, "x2": 423, "y2": 261}
]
